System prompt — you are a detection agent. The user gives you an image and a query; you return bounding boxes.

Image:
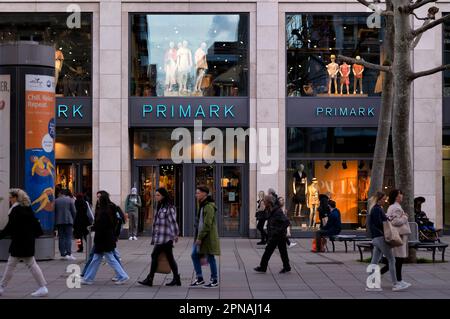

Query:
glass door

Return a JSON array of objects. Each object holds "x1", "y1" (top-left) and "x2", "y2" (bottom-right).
[
  {"x1": 159, "y1": 164, "x2": 183, "y2": 235},
  {"x1": 138, "y1": 166, "x2": 157, "y2": 233},
  {"x1": 221, "y1": 166, "x2": 242, "y2": 236},
  {"x1": 56, "y1": 163, "x2": 76, "y2": 195}
]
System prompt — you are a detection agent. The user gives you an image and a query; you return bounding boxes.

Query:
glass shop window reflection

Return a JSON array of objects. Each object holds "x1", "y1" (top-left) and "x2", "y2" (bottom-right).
[
  {"x1": 286, "y1": 14, "x2": 383, "y2": 97},
  {"x1": 0, "y1": 13, "x2": 92, "y2": 97},
  {"x1": 130, "y1": 14, "x2": 249, "y2": 97}
]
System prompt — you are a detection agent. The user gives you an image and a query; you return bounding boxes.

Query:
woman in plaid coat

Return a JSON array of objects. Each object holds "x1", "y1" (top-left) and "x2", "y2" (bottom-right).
[{"x1": 138, "y1": 187, "x2": 180, "y2": 287}]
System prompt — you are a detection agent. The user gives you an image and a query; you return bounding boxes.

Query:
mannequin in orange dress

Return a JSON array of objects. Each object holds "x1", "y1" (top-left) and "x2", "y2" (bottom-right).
[
  {"x1": 339, "y1": 62, "x2": 350, "y2": 95},
  {"x1": 352, "y1": 56, "x2": 365, "y2": 94}
]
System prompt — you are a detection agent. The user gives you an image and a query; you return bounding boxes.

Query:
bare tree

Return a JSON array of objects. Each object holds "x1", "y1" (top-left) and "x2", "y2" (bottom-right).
[{"x1": 340, "y1": 0, "x2": 450, "y2": 222}]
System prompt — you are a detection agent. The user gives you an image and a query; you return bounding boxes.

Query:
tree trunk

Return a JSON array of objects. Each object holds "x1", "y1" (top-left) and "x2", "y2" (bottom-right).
[
  {"x1": 368, "y1": 0, "x2": 395, "y2": 199},
  {"x1": 391, "y1": 0, "x2": 415, "y2": 261}
]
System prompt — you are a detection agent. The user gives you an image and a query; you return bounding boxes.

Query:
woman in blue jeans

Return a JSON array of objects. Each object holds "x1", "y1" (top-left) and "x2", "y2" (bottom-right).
[{"x1": 81, "y1": 193, "x2": 129, "y2": 285}]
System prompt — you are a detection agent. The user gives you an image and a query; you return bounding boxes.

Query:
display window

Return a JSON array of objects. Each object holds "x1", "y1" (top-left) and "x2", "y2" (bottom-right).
[
  {"x1": 130, "y1": 14, "x2": 249, "y2": 97},
  {"x1": 0, "y1": 13, "x2": 92, "y2": 97},
  {"x1": 286, "y1": 14, "x2": 383, "y2": 97}
]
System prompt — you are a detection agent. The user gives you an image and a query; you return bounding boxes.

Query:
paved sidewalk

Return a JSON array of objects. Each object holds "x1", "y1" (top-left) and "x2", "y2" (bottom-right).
[{"x1": 1, "y1": 237, "x2": 450, "y2": 299}]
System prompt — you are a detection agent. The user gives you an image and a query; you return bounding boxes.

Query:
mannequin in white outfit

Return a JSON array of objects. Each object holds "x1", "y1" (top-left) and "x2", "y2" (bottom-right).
[
  {"x1": 176, "y1": 40, "x2": 192, "y2": 94},
  {"x1": 194, "y1": 42, "x2": 208, "y2": 94},
  {"x1": 164, "y1": 42, "x2": 178, "y2": 92}
]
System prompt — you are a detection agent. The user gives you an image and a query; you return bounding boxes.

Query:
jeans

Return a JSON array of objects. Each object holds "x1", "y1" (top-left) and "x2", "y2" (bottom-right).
[
  {"x1": 81, "y1": 245, "x2": 121, "y2": 277},
  {"x1": 149, "y1": 241, "x2": 179, "y2": 277},
  {"x1": 0, "y1": 256, "x2": 47, "y2": 288},
  {"x1": 371, "y1": 236, "x2": 398, "y2": 284},
  {"x1": 191, "y1": 244, "x2": 218, "y2": 281},
  {"x1": 259, "y1": 236, "x2": 290, "y2": 271},
  {"x1": 128, "y1": 211, "x2": 138, "y2": 237},
  {"x1": 57, "y1": 224, "x2": 73, "y2": 257},
  {"x1": 380, "y1": 257, "x2": 405, "y2": 281},
  {"x1": 83, "y1": 252, "x2": 129, "y2": 282},
  {"x1": 256, "y1": 219, "x2": 268, "y2": 243}
]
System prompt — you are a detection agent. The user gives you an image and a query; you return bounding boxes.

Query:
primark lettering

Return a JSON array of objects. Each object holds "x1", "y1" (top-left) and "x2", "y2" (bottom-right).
[
  {"x1": 316, "y1": 106, "x2": 375, "y2": 117},
  {"x1": 142, "y1": 103, "x2": 236, "y2": 119}
]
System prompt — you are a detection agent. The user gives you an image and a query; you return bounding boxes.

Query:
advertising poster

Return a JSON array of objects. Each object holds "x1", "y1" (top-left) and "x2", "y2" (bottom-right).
[
  {"x1": 25, "y1": 74, "x2": 56, "y2": 232},
  {"x1": 0, "y1": 74, "x2": 10, "y2": 229}
]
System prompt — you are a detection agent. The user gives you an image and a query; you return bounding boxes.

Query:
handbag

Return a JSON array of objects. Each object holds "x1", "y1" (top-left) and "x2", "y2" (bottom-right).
[
  {"x1": 383, "y1": 221, "x2": 403, "y2": 247},
  {"x1": 156, "y1": 251, "x2": 171, "y2": 274}
]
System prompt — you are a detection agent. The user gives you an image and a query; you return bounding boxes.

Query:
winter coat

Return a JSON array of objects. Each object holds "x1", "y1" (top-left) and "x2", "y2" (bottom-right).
[
  {"x1": 92, "y1": 204, "x2": 117, "y2": 253},
  {"x1": 386, "y1": 202, "x2": 411, "y2": 258},
  {"x1": 73, "y1": 199, "x2": 92, "y2": 239},
  {"x1": 266, "y1": 206, "x2": 290, "y2": 240},
  {"x1": 195, "y1": 199, "x2": 220, "y2": 256},
  {"x1": 322, "y1": 208, "x2": 342, "y2": 236},
  {"x1": 54, "y1": 195, "x2": 77, "y2": 225},
  {"x1": 0, "y1": 204, "x2": 43, "y2": 257}
]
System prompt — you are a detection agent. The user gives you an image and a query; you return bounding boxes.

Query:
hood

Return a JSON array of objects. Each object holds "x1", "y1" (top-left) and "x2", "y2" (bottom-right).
[{"x1": 131, "y1": 187, "x2": 138, "y2": 195}]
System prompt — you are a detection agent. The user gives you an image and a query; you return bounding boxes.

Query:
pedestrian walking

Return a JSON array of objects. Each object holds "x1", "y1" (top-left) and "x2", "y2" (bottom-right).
[
  {"x1": 0, "y1": 189, "x2": 49, "y2": 297},
  {"x1": 380, "y1": 189, "x2": 412, "y2": 289},
  {"x1": 255, "y1": 191, "x2": 268, "y2": 245},
  {"x1": 125, "y1": 187, "x2": 141, "y2": 240},
  {"x1": 74, "y1": 193, "x2": 94, "y2": 253},
  {"x1": 366, "y1": 191, "x2": 407, "y2": 292},
  {"x1": 278, "y1": 196, "x2": 297, "y2": 248},
  {"x1": 254, "y1": 195, "x2": 291, "y2": 274},
  {"x1": 81, "y1": 190, "x2": 122, "y2": 279},
  {"x1": 81, "y1": 192, "x2": 129, "y2": 285},
  {"x1": 54, "y1": 189, "x2": 77, "y2": 260},
  {"x1": 190, "y1": 185, "x2": 221, "y2": 288},
  {"x1": 138, "y1": 187, "x2": 181, "y2": 287}
]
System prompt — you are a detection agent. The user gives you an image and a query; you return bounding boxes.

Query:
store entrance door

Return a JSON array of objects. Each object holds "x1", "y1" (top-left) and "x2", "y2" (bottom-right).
[
  {"x1": 137, "y1": 164, "x2": 183, "y2": 235},
  {"x1": 193, "y1": 164, "x2": 245, "y2": 237},
  {"x1": 55, "y1": 161, "x2": 92, "y2": 200}
]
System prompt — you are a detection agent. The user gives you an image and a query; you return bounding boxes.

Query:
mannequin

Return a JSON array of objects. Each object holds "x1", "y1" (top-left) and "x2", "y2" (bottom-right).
[
  {"x1": 292, "y1": 164, "x2": 307, "y2": 217},
  {"x1": 176, "y1": 40, "x2": 193, "y2": 94},
  {"x1": 353, "y1": 56, "x2": 364, "y2": 94},
  {"x1": 326, "y1": 55, "x2": 339, "y2": 95},
  {"x1": 55, "y1": 50, "x2": 64, "y2": 85},
  {"x1": 308, "y1": 178, "x2": 320, "y2": 228},
  {"x1": 339, "y1": 61, "x2": 350, "y2": 95},
  {"x1": 194, "y1": 42, "x2": 208, "y2": 94},
  {"x1": 164, "y1": 41, "x2": 178, "y2": 92}
]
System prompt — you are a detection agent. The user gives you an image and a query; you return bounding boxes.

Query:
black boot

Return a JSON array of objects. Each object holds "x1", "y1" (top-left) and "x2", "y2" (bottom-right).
[
  {"x1": 138, "y1": 275, "x2": 153, "y2": 287},
  {"x1": 165, "y1": 274, "x2": 181, "y2": 286}
]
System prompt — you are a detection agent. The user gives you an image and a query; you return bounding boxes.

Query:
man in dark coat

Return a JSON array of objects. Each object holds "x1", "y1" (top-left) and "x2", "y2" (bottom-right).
[
  {"x1": 254, "y1": 195, "x2": 291, "y2": 274},
  {"x1": 314, "y1": 200, "x2": 342, "y2": 252}
]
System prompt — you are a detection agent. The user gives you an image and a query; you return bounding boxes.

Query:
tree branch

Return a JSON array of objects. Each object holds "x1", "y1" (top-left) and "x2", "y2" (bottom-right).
[
  {"x1": 412, "y1": 14, "x2": 450, "y2": 36},
  {"x1": 357, "y1": 0, "x2": 373, "y2": 8},
  {"x1": 410, "y1": 64, "x2": 450, "y2": 80},
  {"x1": 411, "y1": 20, "x2": 430, "y2": 49},
  {"x1": 408, "y1": 0, "x2": 438, "y2": 12},
  {"x1": 337, "y1": 55, "x2": 391, "y2": 73}
]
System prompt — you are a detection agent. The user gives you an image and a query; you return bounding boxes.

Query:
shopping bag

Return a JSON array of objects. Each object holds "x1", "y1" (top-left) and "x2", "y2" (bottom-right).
[
  {"x1": 156, "y1": 251, "x2": 171, "y2": 274},
  {"x1": 383, "y1": 221, "x2": 403, "y2": 247}
]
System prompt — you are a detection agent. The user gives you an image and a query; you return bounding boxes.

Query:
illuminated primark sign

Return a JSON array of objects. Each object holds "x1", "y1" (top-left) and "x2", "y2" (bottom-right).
[
  {"x1": 141, "y1": 103, "x2": 236, "y2": 119},
  {"x1": 315, "y1": 106, "x2": 375, "y2": 117}
]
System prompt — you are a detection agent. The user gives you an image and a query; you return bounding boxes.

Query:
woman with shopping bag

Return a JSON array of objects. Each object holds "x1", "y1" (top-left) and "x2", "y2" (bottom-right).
[
  {"x1": 366, "y1": 191, "x2": 408, "y2": 292},
  {"x1": 382, "y1": 189, "x2": 412, "y2": 289},
  {"x1": 138, "y1": 188, "x2": 180, "y2": 287}
]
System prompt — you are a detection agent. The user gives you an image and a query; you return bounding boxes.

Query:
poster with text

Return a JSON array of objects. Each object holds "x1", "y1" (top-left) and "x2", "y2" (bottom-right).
[
  {"x1": 25, "y1": 74, "x2": 56, "y2": 232},
  {"x1": 0, "y1": 74, "x2": 10, "y2": 229}
]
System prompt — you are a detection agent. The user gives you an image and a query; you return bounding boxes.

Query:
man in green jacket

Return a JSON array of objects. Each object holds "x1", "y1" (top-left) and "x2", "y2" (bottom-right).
[{"x1": 190, "y1": 185, "x2": 220, "y2": 288}]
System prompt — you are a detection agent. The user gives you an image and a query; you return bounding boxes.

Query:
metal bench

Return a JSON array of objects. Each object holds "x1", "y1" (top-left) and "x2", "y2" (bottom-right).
[{"x1": 328, "y1": 235, "x2": 371, "y2": 253}]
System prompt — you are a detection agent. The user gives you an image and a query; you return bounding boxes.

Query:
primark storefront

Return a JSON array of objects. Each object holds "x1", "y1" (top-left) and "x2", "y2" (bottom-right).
[{"x1": 0, "y1": 1, "x2": 445, "y2": 240}]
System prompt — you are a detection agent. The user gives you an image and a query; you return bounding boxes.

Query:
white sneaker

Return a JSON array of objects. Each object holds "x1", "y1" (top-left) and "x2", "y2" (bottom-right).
[
  {"x1": 392, "y1": 282, "x2": 409, "y2": 291},
  {"x1": 129, "y1": 237, "x2": 134, "y2": 240},
  {"x1": 115, "y1": 277, "x2": 129, "y2": 285},
  {"x1": 0, "y1": 286, "x2": 4, "y2": 296},
  {"x1": 81, "y1": 279, "x2": 94, "y2": 285},
  {"x1": 399, "y1": 281, "x2": 412, "y2": 288},
  {"x1": 365, "y1": 287, "x2": 383, "y2": 292},
  {"x1": 111, "y1": 277, "x2": 119, "y2": 282},
  {"x1": 133, "y1": 236, "x2": 138, "y2": 240},
  {"x1": 65, "y1": 255, "x2": 76, "y2": 261},
  {"x1": 288, "y1": 242, "x2": 297, "y2": 249},
  {"x1": 31, "y1": 286, "x2": 48, "y2": 297}
]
